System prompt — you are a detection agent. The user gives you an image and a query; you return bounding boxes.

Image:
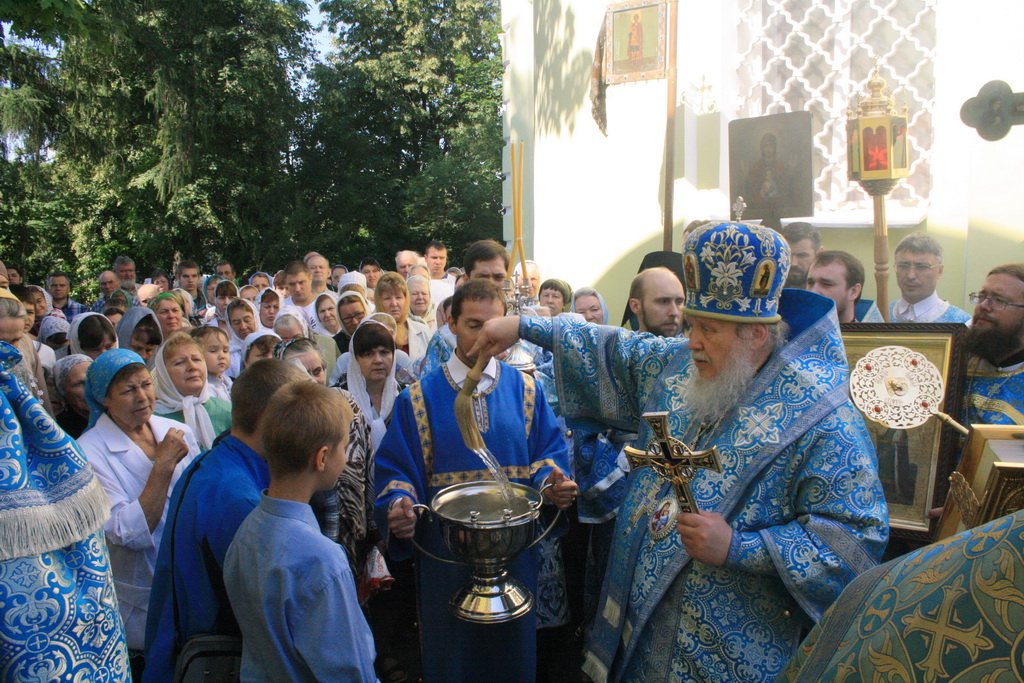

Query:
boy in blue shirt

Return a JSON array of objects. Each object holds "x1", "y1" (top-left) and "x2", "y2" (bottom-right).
[{"x1": 225, "y1": 381, "x2": 377, "y2": 682}]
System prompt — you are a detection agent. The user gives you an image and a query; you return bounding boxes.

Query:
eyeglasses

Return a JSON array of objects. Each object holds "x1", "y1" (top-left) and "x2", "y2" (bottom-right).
[
  {"x1": 895, "y1": 262, "x2": 938, "y2": 273},
  {"x1": 341, "y1": 312, "x2": 365, "y2": 324},
  {"x1": 968, "y1": 292, "x2": 1024, "y2": 311}
]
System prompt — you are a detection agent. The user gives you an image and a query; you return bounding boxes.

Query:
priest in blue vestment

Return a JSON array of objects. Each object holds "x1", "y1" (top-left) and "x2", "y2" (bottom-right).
[
  {"x1": 374, "y1": 278, "x2": 577, "y2": 683},
  {"x1": 472, "y1": 222, "x2": 890, "y2": 682},
  {"x1": 962, "y1": 263, "x2": 1024, "y2": 426}
]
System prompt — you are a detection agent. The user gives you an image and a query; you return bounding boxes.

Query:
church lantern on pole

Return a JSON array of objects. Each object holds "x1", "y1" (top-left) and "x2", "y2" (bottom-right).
[{"x1": 847, "y1": 67, "x2": 909, "y2": 322}]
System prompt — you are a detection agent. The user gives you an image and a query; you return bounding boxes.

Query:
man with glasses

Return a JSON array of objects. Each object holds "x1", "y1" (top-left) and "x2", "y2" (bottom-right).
[
  {"x1": 964, "y1": 263, "x2": 1024, "y2": 425},
  {"x1": 890, "y1": 233, "x2": 970, "y2": 323}
]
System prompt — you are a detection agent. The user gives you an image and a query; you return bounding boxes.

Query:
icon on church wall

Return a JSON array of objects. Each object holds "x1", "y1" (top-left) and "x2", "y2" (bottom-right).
[
  {"x1": 604, "y1": 1, "x2": 666, "y2": 85},
  {"x1": 728, "y1": 111, "x2": 813, "y2": 230}
]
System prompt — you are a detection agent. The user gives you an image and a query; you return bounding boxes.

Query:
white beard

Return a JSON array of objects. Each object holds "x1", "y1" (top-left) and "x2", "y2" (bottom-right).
[{"x1": 684, "y1": 351, "x2": 758, "y2": 426}]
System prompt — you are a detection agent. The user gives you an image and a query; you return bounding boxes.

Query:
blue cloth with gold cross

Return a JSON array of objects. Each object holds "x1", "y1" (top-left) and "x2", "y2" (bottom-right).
[{"x1": 784, "y1": 507, "x2": 1024, "y2": 682}]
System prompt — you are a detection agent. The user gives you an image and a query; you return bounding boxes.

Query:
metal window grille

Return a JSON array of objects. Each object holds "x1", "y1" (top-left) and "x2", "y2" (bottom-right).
[{"x1": 736, "y1": 0, "x2": 936, "y2": 213}]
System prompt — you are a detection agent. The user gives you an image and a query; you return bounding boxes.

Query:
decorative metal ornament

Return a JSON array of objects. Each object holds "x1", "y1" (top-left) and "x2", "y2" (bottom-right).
[
  {"x1": 624, "y1": 411, "x2": 722, "y2": 514},
  {"x1": 849, "y1": 345, "x2": 969, "y2": 434}
]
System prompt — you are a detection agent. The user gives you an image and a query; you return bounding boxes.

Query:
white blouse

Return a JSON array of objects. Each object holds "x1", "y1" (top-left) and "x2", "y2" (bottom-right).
[{"x1": 78, "y1": 412, "x2": 200, "y2": 650}]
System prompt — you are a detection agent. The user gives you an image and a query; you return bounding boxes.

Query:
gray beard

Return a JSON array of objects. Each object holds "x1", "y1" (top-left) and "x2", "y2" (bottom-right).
[{"x1": 684, "y1": 352, "x2": 758, "y2": 426}]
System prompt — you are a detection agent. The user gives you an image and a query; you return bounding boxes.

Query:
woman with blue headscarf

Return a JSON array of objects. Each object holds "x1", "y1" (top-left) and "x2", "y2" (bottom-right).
[{"x1": 77, "y1": 349, "x2": 200, "y2": 672}]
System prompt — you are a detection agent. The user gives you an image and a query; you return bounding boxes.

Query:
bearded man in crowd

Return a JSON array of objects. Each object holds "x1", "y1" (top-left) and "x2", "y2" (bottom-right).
[{"x1": 963, "y1": 263, "x2": 1024, "y2": 425}]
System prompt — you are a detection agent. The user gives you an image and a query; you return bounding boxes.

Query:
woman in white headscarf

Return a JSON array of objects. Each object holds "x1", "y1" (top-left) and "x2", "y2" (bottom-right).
[
  {"x1": 152, "y1": 331, "x2": 231, "y2": 450},
  {"x1": 406, "y1": 274, "x2": 436, "y2": 334},
  {"x1": 225, "y1": 298, "x2": 264, "y2": 378},
  {"x1": 336, "y1": 319, "x2": 401, "y2": 451},
  {"x1": 274, "y1": 304, "x2": 339, "y2": 371}
]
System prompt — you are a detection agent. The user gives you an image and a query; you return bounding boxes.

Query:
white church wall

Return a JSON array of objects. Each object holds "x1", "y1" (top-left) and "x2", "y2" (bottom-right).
[{"x1": 502, "y1": 0, "x2": 1024, "y2": 321}]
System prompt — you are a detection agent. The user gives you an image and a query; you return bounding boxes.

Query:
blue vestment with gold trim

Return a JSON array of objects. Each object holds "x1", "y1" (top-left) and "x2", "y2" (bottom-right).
[
  {"x1": 521, "y1": 289, "x2": 889, "y2": 683},
  {"x1": 373, "y1": 361, "x2": 569, "y2": 683},
  {"x1": 964, "y1": 356, "x2": 1024, "y2": 426}
]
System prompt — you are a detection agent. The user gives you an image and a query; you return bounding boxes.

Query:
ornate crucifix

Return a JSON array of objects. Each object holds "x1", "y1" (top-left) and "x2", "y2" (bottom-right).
[{"x1": 624, "y1": 411, "x2": 723, "y2": 514}]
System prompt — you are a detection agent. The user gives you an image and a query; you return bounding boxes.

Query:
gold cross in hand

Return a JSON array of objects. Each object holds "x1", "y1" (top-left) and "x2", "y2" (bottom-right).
[{"x1": 624, "y1": 411, "x2": 722, "y2": 514}]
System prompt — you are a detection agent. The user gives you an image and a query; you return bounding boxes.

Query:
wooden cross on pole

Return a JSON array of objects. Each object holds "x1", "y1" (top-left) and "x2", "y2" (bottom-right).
[{"x1": 624, "y1": 411, "x2": 722, "y2": 514}]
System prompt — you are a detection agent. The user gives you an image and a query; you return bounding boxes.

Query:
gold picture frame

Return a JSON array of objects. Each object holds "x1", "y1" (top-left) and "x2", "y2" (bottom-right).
[
  {"x1": 841, "y1": 323, "x2": 966, "y2": 541},
  {"x1": 603, "y1": 1, "x2": 667, "y2": 85},
  {"x1": 937, "y1": 424, "x2": 1024, "y2": 539}
]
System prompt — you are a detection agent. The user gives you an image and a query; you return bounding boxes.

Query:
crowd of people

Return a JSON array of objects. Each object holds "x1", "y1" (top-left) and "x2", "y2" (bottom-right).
[{"x1": 0, "y1": 222, "x2": 1022, "y2": 682}]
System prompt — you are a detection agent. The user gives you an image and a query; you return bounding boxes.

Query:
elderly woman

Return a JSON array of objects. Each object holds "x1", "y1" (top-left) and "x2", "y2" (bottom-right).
[
  {"x1": 274, "y1": 304, "x2": 339, "y2": 370},
  {"x1": 77, "y1": 349, "x2": 200, "y2": 658},
  {"x1": 53, "y1": 353, "x2": 92, "y2": 438},
  {"x1": 149, "y1": 291, "x2": 188, "y2": 339},
  {"x1": 274, "y1": 337, "x2": 329, "y2": 384},
  {"x1": 373, "y1": 272, "x2": 430, "y2": 364},
  {"x1": 153, "y1": 331, "x2": 232, "y2": 449},
  {"x1": 69, "y1": 311, "x2": 119, "y2": 359},
  {"x1": 538, "y1": 278, "x2": 573, "y2": 316},
  {"x1": 315, "y1": 291, "x2": 342, "y2": 337},
  {"x1": 572, "y1": 287, "x2": 609, "y2": 324},
  {"x1": 407, "y1": 274, "x2": 436, "y2": 334},
  {"x1": 116, "y1": 307, "x2": 163, "y2": 366}
]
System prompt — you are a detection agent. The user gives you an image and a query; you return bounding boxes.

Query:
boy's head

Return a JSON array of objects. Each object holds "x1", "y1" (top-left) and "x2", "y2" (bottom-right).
[
  {"x1": 231, "y1": 359, "x2": 308, "y2": 438},
  {"x1": 261, "y1": 381, "x2": 352, "y2": 486}
]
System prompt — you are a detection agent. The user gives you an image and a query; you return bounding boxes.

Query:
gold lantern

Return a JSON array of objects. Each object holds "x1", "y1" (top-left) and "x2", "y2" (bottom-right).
[{"x1": 847, "y1": 67, "x2": 909, "y2": 321}]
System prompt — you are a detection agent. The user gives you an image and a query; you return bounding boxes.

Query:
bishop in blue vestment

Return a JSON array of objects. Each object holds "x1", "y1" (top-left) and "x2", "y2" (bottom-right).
[{"x1": 473, "y1": 223, "x2": 890, "y2": 682}]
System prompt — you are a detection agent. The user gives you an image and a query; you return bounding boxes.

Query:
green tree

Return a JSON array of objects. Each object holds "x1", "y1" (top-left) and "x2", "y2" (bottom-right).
[
  {"x1": 303, "y1": 0, "x2": 504, "y2": 264},
  {"x1": 1, "y1": 0, "x2": 312, "y2": 288}
]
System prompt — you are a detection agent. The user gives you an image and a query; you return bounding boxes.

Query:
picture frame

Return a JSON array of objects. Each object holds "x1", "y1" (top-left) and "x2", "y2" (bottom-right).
[
  {"x1": 603, "y1": 1, "x2": 667, "y2": 85},
  {"x1": 840, "y1": 322, "x2": 967, "y2": 541},
  {"x1": 937, "y1": 424, "x2": 1024, "y2": 539},
  {"x1": 728, "y1": 111, "x2": 814, "y2": 225}
]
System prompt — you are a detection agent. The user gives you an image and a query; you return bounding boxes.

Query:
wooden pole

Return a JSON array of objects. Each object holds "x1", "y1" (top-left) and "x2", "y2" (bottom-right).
[
  {"x1": 873, "y1": 194, "x2": 891, "y2": 322},
  {"x1": 662, "y1": 0, "x2": 678, "y2": 252}
]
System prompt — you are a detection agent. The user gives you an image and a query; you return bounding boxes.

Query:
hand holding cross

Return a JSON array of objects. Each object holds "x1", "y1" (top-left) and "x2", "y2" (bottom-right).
[{"x1": 624, "y1": 411, "x2": 723, "y2": 514}]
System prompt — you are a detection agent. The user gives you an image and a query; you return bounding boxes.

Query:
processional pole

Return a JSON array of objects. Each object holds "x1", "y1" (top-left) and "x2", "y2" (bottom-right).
[
  {"x1": 659, "y1": 0, "x2": 675, "y2": 250},
  {"x1": 661, "y1": 0, "x2": 678, "y2": 252},
  {"x1": 847, "y1": 67, "x2": 909, "y2": 322}
]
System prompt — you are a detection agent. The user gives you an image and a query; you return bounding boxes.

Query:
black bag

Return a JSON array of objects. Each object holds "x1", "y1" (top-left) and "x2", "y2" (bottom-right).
[{"x1": 174, "y1": 634, "x2": 242, "y2": 683}]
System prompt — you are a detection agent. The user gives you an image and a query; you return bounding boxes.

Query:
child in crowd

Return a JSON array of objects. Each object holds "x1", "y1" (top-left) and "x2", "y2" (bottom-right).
[
  {"x1": 191, "y1": 326, "x2": 232, "y2": 401},
  {"x1": 224, "y1": 382, "x2": 376, "y2": 682}
]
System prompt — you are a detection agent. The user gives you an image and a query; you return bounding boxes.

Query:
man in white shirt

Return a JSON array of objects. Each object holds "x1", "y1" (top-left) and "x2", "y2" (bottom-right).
[
  {"x1": 304, "y1": 252, "x2": 331, "y2": 296},
  {"x1": 282, "y1": 260, "x2": 322, "y2": 333},
  {"x1": 425, "y1": 240, "x2": 455, "y2": 304},
  {"x1": 890, "y1": 233, "x2": 970, "y2": 323}
]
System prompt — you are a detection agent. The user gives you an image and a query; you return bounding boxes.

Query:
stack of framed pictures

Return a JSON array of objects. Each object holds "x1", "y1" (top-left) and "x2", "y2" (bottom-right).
[{"x1": 937, "y1": 424, "x2": 1024, "y2": 539}]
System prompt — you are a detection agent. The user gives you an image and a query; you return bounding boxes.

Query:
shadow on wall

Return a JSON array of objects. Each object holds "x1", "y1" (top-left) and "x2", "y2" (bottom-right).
[
  {"x1": 590, "y1": 222, "x2": 686, "y2": 327},
  {"x1": 533, "y1": 0, "x2": 594, "y2": 136}
]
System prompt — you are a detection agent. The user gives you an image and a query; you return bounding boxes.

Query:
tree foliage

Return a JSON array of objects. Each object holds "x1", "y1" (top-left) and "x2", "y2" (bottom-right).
[{"x1": 0, "y1": 0, "x2": 503, "y2": 293}]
